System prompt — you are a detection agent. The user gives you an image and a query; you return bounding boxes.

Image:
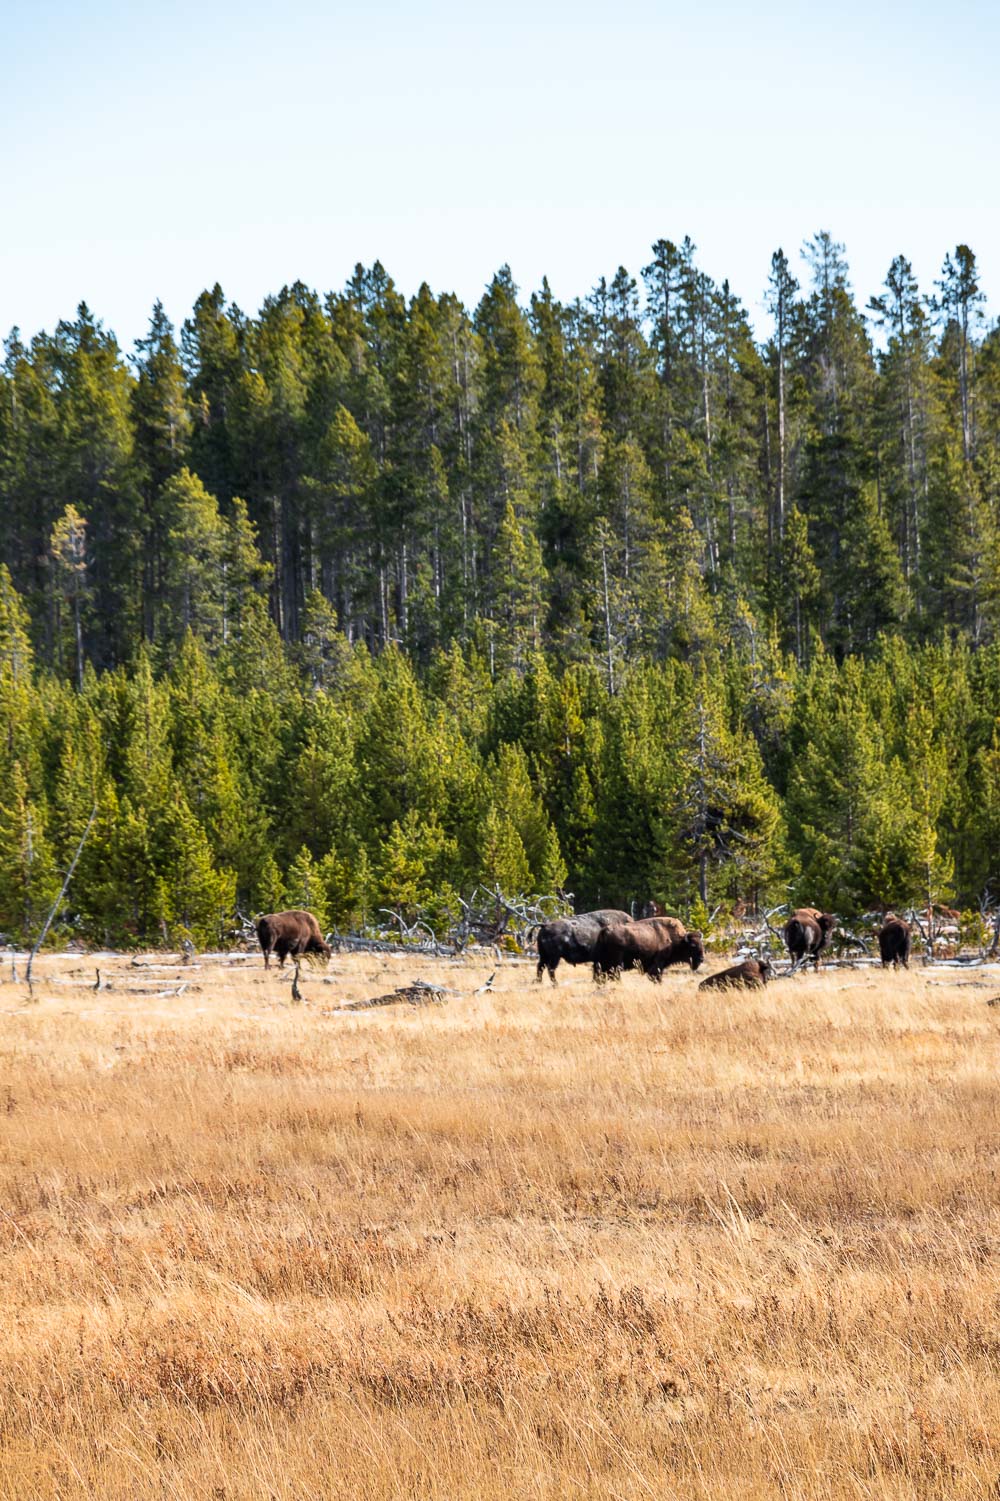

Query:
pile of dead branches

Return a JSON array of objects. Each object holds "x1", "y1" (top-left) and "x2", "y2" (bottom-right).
[
  {"x1": 327, "y1": 887, "x2": 572, "y2": 957},
  {"x1": 453, "y1": 886, "x2": 571, "y2": 951}
]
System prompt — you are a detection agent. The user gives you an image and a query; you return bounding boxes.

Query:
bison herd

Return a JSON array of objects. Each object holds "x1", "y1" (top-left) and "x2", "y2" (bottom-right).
[
  {"x1": 255, "y1": 904, "x2": 915, "y2": 990},
  {"x1": 531, "y1": 905, "x2": 915, "y2": 991}
]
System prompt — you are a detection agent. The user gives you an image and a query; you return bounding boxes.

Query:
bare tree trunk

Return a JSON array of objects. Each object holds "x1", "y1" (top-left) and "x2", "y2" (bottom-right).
[
  {"x1": 73, "y1": 588, "x2": 84, "y2": 691},
  {"x1": 777, "y1": 352, "x2": 786, "y2": 542},
  {"x1": 399, "y1": 540, "x2": 409, "y2": 636},
  {"x1": 600, "y1": 536, "x2": 615, "y2": 696}
]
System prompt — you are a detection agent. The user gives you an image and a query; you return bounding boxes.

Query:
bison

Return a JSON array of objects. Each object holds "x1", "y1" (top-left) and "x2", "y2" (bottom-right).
[
  {"x1": 784, "y1": 907, "x2": 836, "y2": 969},
  {"x1": 256, "y1": 910, "x2": 332, "y2": 970},
  {"x1": 593, "y1": 916, "x2": 705, "y2": 984},
  {"x1": 877, "y1": 913, "x2": 912, "y2": 970},
  {"x1": 535, "y1": 909, "x2": 631, "y2": 984},
  {"x1": 698, "y1": 957, "x2": 773, "y2": 992}
]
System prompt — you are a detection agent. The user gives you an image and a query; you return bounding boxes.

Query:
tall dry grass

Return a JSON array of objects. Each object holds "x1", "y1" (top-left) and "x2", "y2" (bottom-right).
[{"x1": 0, "y1": 949, "x2": 998, "y2": 1498}]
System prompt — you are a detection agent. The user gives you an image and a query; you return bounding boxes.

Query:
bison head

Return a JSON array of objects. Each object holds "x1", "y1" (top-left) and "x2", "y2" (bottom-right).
[
  {"x1": 683, "y1": 932, "x2": 705, "y2": 971},
  {"x1": 818, "y1": 913, "x2": 836, "y2": 936},
  {"x1": 759, "y1": 959, "x2": 774, "y2": 983}
]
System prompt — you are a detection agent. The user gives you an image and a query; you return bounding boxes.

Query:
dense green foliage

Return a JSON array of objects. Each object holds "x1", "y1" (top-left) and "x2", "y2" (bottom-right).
[{"x1": 0, "y1": 235, "x2": 998, "y2": 943}]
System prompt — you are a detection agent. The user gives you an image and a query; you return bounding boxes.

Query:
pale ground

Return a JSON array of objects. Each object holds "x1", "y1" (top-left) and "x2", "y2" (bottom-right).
[{"x1": 0, "y1": 947, "x2": 999, "y2": 1499}]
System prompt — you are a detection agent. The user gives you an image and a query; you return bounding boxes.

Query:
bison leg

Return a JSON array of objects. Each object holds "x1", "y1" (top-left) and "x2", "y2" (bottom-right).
[{"x1": 262, "y1": 949, "x2": 271, "y2": 970}]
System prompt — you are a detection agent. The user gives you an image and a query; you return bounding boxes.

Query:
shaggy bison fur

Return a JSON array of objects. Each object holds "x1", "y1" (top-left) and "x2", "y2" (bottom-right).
[
  {"x1": 698, "y1": 957, "x2": 773, "y2": 992},
  {"x1": 878, "y1": 914, "x2": 912, "y2": 970},
  {"x1": 535, "y1": 909, "x2": 631, "y2": 984},
  {"x1": 256, "y1": 910, "x2": 332, "y2": 970},
  {"x1": 592, "y1": 916, "x2": 705, "y2": 984},
  {"x1": 784, "y1": 907, "x2": 836, "y2": 968}
]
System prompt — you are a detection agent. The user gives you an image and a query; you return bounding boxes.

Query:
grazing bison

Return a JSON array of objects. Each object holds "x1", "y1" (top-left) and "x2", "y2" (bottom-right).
[
  {"x1": 698, "y1": 957, "x2": 773, "y2": 992},
  {"x1": 535, "y1": 909, "x2": 631, "y2": 984},
  {"x1": 256, "y1": 910, "x2": 332, "y2": 970},
  {"x1": 593, "y1": 916, "x2": 705, "y2": 984},
  {"x1": 784, "y1": 907, "x2": 836, "y2": 969},
  {"x1": 877, "y1": 913, "x2": 912, "y2": 970}
]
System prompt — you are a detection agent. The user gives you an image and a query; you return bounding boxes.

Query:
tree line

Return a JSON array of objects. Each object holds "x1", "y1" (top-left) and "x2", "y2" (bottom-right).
[{"x1": 0, "y1": 235, "x2": 998, "y2": 945}]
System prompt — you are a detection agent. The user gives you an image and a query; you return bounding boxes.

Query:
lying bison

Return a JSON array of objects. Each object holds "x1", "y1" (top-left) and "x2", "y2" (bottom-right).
[
  {"x1": 593, "y1": 916, "x2": 704, "y2": 984},
  {"x1": 256, "y1": 910, "x2": 332, "y2": 970},
  {"x1": 698, "y1": 957, "x2": 773, "y2": 992},
  {"x1": 878, "y1": 913, "x2": 912, "y2": 970},
  {"x1": 784, "y1": 907, "x2": 836, "y2": 969},
  {"x1": 535, "y1": 909, "x2": 631, "y2": 983}
]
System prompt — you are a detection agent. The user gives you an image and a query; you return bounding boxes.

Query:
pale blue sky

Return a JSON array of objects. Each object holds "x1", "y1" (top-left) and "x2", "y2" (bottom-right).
[{"x1": 3, "y1": 0, "x2": 997, "y2": 350}]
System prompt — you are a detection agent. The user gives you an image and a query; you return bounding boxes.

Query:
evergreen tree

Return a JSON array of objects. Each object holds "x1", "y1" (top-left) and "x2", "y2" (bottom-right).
[
  {"x1": 934, "y1": 245, "x2": 984, "y2": 462},
  {"x1": 156, "y1": 797, "x2": 236, "y2": 947},
  {"x1": 283, "y1": 845, "x2": 330, "y2": 931},
  {"x1": 765, "y1": 249, "x2": 800, "y2": 547},
  {"x1": 48, "y1": 505, "x2": 89, "y2": 688},
  {"x1": 163, "y1": 469, "x2": 227, "y2": 647},
  {"x1": 0, "y1": 762, "x2": 59, "y2": 942},
  {"x1": 868, "y1": 256, "x2": 934, "y2": 586}
]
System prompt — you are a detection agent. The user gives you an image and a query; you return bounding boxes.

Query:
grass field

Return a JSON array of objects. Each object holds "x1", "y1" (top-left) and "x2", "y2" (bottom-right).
[{"x1": 1, "y1": 947, "x2": 998, "y2": 1499}]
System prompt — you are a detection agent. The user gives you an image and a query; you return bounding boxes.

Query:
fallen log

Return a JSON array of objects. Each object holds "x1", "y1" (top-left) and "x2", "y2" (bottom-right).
[
  {"x1": 325, "y1": 980, "x2": 453, "y2": 1012},
  {"x1": 130, "y1": 960, "x2": 202, "y2": 971},
  {"x1": 330, "y1": 933, "x2": 459, "y2": 957},
  {"x1": 102, "y1": 982, "x2": 191, "y2": 998}
]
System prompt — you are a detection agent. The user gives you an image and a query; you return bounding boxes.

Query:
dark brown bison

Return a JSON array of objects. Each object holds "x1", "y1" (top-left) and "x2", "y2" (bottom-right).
[
  {"x1": 877, "y1": 914, "x2": 911, "y2": 970},
  {"x1": 535, "y1": 909, "x2": 631, "y2": 983},
  {"x1": 784, "y1": 907, "x2": 836, "y2": 969},
  {"x1": 698, "y1": 957, "x2": 773, "y2": 992},
  {"x1": 256, "y1": 910, "x2": 332, "y2": 970},
  {"x1": 593, "y1": 916, "x2": 705, "y2": 984}
]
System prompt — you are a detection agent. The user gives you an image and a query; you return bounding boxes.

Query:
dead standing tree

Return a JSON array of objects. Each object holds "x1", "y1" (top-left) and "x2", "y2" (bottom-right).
[{"x1": 25, "y1": 805, "x2": 97, "y2": 993}]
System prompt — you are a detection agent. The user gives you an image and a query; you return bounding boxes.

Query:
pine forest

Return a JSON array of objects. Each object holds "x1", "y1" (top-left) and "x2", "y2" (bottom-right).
[{"x1": 2, "y1": 234, "x2": 1000, "y2": 945}]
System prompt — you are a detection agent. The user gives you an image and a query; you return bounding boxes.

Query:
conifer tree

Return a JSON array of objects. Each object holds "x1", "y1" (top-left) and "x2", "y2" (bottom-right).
[
  {"x1": 766, "y1": 249, "x2": 800, "y2": 546},
  {"x1": 163, "y1": 469, "x2": 227, "y2": 647},
  {"x1": 477, "y1": 805, "x2": 532, "y2": 895},
  {"x1": 283, "y1": 845, "x2": 330, "y2": 931},
  {"x1": 375, "y1": 809, "x2": 459, "y2": 929},
  {"x1": 0, "y1": 762, "x2": 59, "y2": 941},
  {"x1": 868, "y1": 256, "x2": 933, "y2": 584},
  {"x1": 0, "y1": 565, "x2": 34, "y2": 683},
  {"x1": 488, "y1": 498, "x2": 547, "y2": 671},
  {"x1": 156, "y1": 797, "x2": 236, "y2": 947},
  {"x1": 48, "y1": 505, "x2": 89, "y2": 688},
  {"x1": 934, "y1": 245, "x2": 984, "y2": 462}
]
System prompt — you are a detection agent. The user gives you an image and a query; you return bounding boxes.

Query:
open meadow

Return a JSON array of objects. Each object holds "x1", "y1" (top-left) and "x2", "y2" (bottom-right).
[{"x1": 0, "y1": 947, "x2": 999, "y2": 1499}]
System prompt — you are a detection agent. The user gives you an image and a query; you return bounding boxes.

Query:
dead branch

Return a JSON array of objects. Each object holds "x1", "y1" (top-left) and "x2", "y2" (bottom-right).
[{"x1": 26, "y1": 804, "x2": 97, "y2": 993}]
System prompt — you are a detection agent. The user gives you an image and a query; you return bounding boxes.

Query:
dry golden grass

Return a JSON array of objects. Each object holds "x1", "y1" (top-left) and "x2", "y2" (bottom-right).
[{"x1": 1, "y1": 947, "x2": 999, "y2": 1498}]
